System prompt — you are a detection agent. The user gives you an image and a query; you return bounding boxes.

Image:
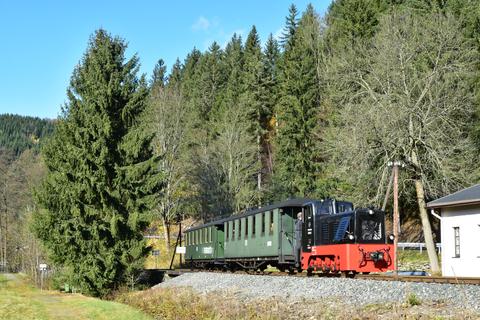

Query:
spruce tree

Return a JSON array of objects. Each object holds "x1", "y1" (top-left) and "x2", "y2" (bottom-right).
[
  {"x1": 273, "y1": 5, "x2": 322, "y2": 199},
  {"x1": 280, "y1": 4, "x2": 299, "y2": 50},
  {"x1": 167, "y1": 58, "x2": 183, "y2": 90},
  {"x1": 151, "y1": 58, "x2": 167, "y2": 88},
  {"x1": 33, "y1": 29, "x2": 163, "y2": 297},
  {"x1": 240, "y1": 26, "x2": 264, "y2": 195},
  {"x1": 259, "y1": 34, "x2": 280, "y2": 181}
]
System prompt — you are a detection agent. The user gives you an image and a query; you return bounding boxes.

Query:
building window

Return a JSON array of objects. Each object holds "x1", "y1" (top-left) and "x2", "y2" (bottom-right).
[
  {"x1": 252, "y1": 215, "x2": 256, "y2": 237},
  {"x1": 454, "y1": 227, "x2": 460, "y2": 258}
]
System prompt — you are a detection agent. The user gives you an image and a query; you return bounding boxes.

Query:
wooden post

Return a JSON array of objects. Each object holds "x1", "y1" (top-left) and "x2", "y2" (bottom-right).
[
  {"x1": 179, "y1": 222, "x2": 182, "y2": 267},
  {"x1": 393, "y1": 163, "x2": 399, "y2": 276}
]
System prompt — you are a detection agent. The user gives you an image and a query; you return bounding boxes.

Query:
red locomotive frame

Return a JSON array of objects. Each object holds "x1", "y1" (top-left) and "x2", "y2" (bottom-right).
[{"x1": 301, "y1": 243, "x2": 395, "y2": 273}]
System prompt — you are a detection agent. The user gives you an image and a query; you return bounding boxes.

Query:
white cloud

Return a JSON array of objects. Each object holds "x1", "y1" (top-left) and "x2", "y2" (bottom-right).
[
  {"x1": 273, "y1": 27, "x2": 284, "y2": 41},
  {"x1": 192, "y1": 16, "x2": 210, "y2": 31}
]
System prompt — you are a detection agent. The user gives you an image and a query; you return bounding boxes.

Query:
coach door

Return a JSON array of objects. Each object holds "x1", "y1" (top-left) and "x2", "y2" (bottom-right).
[
  {"x1": 279, "y1": 208, "x2": 295, "y2": 263},
  {"x1": 215, "y1": 224, "x2": 225, "y2": 259},
  {"x1": 302, "y1": 203, "x2": 314, "y2": 252}
]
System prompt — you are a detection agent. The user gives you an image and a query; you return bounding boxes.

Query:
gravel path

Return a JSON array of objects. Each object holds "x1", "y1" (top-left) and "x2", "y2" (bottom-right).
[{"x1": 156, "y1": 272, "x2": 480, "y2": 311}]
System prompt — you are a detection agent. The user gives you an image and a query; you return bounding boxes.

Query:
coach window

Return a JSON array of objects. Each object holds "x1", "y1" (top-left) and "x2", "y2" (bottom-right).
[
  {"x1": 209, "y1": 227, "x2": 212, "y2": 242},
  {"x1": 454, "y1": 227, "x2": 460, "y2": 258},
  {"x1": 269, "y1": 211, "x2": 274, "y2": 234},
  {"x1": 238, "y1": 219, "x2": 242, "y2": 239},
  {"x1": 261, "y1": 212, "x2": 266, "y2": 235},
  {"x1": 252, "y1": 215, "x2": 256, "y2": 237},
  {"x1": 232, "y1": 220, "x2": 236, "y2": 240}
]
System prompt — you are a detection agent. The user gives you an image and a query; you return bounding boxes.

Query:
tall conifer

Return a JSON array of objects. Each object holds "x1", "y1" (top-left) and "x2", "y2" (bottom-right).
[
  {"x1": 273, "y1": 5, "x2": 322, "y2": 199},
  {"x1": 33, "y1": 29, "x2": 163, "y2": 297}
]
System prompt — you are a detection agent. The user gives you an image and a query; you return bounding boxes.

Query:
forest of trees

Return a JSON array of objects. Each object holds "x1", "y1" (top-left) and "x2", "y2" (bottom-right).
[
  {"x1": 0, "y1": 115, "x2": 52, "y2": 286},
  {"x1": 0, "y1": 114, "x2": 54, "y2": 156},
  {"x1": 2, "y1": 0, "x2": 479, "y2": 295}
]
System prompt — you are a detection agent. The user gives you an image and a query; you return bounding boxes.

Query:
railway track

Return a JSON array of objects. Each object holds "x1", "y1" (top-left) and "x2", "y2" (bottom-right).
[{"x1": 162, "y1": 268, "x2": 480, "y2": 285}]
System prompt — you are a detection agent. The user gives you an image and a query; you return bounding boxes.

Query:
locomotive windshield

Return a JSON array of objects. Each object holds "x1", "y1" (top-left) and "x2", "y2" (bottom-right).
[{"x1": 356, "y1": 210, "x2": 385, "y2": 243}]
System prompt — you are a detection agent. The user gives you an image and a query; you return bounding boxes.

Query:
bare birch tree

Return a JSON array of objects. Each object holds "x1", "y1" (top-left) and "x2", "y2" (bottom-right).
[
  {"x1": 326, "y1": 11, "x2": 478, "y2": 273},
  {"x1": 150, "y1": 88, "x2": 188, "y2": 251}
]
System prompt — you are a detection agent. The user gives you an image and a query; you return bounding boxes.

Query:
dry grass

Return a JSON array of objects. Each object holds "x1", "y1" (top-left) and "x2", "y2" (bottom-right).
[{"x1": 117, "y1": 286, "x2": 478, "y2": 320}]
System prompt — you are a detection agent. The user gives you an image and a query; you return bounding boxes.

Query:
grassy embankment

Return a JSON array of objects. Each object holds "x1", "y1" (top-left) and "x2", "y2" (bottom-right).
[
  {"x1": 118, "y1": 285, "x2": 477, "y2": 320},
  {"x1": 0, "y1": 274, "x2": 151, "y2": 320}
]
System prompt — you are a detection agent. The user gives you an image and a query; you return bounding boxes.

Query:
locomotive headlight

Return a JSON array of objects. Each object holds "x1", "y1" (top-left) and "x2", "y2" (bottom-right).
[
  {"x1": 368, "y1": 209, "x2": 374, "y2": 215},
  {"x1": 388, "y1": 234, "x2": 395, "y2": 241},
  {"x1": 348, "y1": 234, "x2": 355, "y2": 241}
]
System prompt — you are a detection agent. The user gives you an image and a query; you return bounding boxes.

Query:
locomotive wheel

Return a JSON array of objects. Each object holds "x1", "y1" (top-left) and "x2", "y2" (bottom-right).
[{"x1": 307, "y1": 267, "x2": 314, "y2": 277}]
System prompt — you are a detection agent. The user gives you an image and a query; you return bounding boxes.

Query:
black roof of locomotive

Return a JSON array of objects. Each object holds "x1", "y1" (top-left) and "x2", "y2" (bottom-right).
[{"x1": 186, "y1": 198, "x2": 317, "y2": 232}]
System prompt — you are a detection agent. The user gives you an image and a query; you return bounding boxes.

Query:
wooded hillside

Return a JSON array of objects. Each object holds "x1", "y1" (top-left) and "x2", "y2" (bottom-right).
[{"x1": 0, "y1": 114, "x2": 54, "y2": 156}]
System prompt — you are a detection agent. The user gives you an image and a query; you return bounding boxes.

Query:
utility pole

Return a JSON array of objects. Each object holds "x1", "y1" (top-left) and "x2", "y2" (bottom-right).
[{"x1": 387, "y1": 161, "x2": 403, "y2": 276}]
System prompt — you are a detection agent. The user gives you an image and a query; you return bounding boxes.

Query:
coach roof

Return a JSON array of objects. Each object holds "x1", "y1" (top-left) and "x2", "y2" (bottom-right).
[{"x1": 186, "y1": 198, "x2": 316, "y2": 232}]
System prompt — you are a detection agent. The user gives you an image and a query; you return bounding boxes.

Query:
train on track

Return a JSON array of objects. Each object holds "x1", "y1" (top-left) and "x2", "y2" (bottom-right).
[{"x1": 185, "y1": 198, "x2": 395, "y2": 275}]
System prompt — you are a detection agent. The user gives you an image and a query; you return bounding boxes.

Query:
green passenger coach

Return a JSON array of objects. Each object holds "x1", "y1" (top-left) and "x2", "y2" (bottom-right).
[{"x1": 185, "y1": 198, "x2": 315, "y2": 271}]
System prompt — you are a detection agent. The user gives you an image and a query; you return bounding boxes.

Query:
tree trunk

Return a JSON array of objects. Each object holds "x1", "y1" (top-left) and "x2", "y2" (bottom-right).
[
  {"x1": 414, "y1": 178, "x2": 440, "y2": 273},
  {"x1": 409, "y1": 116, "x2": 440, "y2": 273},
  {"x1": 161, "y1": 216, "x2": 170, "y2": 254}
]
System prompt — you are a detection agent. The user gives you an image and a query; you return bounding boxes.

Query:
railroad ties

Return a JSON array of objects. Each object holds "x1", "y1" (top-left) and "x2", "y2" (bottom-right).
[{"x1": 161, "y1": 268, "x2": 480, "y2": 285}]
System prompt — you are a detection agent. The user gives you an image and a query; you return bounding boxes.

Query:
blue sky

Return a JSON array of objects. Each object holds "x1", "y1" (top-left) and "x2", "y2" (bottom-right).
[{"x1": 0, "y1": 1, "x2": 332, "y2": 119}]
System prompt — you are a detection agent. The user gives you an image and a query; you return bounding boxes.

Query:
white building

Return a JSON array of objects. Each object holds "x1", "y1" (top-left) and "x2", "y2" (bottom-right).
[{"x1": 427, "y1": 184, "x2": 480, "y2": 277}]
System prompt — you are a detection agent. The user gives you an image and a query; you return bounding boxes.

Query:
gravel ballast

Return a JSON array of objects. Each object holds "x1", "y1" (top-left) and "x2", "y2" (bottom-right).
[{"x1": 156, "y1": 272, "x2": 480, "y2": 311}]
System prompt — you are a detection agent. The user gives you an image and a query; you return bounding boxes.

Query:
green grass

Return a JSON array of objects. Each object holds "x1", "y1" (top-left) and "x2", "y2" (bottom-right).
[{"x1": 0, "y1": 274, "x2": 151, "y2": 320}]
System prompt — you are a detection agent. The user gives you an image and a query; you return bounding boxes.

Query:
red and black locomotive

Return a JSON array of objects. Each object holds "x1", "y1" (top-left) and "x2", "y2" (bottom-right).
[{"x1": 299, "y1": 199, "x2": 394, "y2": 274}]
